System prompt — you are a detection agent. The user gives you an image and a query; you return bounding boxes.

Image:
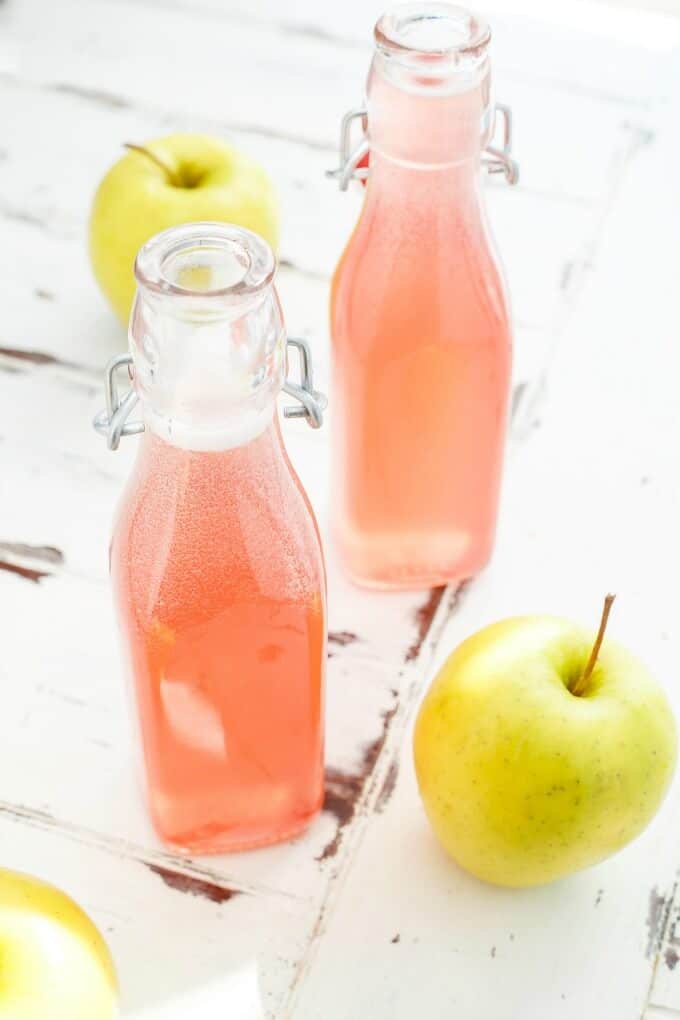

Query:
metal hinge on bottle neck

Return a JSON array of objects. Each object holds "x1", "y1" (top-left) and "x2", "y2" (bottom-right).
[
  {"x1": 92, "y1": 353, "x2": 144, "y2": 451},
  {"x1": 282, "y1": 337, "x2": 327, "y2": 430},
  {"x1": 327, "y1": 102, "x2": 519, "y2": 190},
  {"x1": 93, "y1": 338, "x2": 327, "y2": 451}
]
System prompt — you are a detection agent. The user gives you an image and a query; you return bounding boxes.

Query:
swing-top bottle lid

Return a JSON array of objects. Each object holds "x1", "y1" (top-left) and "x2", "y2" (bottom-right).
[
  {"x1": 328, "y1": 3, "x2": 518, "y2": 186},
  {"x1": 375, "y1": 4, "x2": 490, "y2": 63},
  {"x1": 93, "y1": 223, "x2": 326, "y2": 451},
  {"x1": 134, "y1": 221, "x2": 276, "y2": 310},
  {"x1": 130, "y1": 223, "x2": 285, "y2": 451}
]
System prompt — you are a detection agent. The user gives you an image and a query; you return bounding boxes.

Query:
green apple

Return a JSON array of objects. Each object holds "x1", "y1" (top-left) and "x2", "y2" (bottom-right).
[
  {"x1": 89, "y1": 133, "x2": 279, "y2": 324},
  {"x1": 413, "y1": 596, "x2": 676, "y2": 887},
  {"x1": 0, "y1": 868, "x2": 118, "y2": 1018}
]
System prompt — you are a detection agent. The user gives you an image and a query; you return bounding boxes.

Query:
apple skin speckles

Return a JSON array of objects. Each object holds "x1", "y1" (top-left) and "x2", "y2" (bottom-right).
[{"x1": 413, "y1": 614, "x2": 677, "y2": 887}]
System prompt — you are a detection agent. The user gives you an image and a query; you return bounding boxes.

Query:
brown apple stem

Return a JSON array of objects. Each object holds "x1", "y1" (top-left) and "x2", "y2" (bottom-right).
[
  {"x1": 571, "y1": 594, "x2": 616, "y2": 697},
  {"x1": 123, "y1": 143, "x2": 181, "y2": 186}
]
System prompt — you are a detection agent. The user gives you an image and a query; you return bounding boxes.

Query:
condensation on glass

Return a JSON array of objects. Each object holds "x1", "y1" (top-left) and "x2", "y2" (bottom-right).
[
  {"x1": 94, "y1": 223, "x2": 327, "y2": 853},
  {"x1": 330, "y1": 3, "x2": 516, "y2": 590}
]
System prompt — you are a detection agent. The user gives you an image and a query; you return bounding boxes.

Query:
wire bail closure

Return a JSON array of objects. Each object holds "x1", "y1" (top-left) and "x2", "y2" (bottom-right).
[
  {"x1": 92, "y1": 354, "x2": 143, "y2": 451},
  {"x1": 481, "y1": 105, "x2": 519, "y2": 184},
  {"x1": 282, "y1": 337, "x2": 327, "y2": 429},
  {"x1": 93, "y1": 337, "x2": 327, "y2": 451},
  {"x1": 327, "y1": 102, "x2": 519, "y2": 190}
]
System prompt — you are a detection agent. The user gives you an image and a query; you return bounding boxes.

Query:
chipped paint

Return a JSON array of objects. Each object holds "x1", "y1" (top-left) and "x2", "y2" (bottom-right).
[
  {"x1": 0, "y1": 347, "x2": 96, "y2": 388},
  {"x1": 0, "y1": 345, "x2": 64, "y2": 367},
  {"x1": 52, "y1": 81, "x2": 131, "y2": 109},
  {"x1": 646, "y1": 886, "x2": 673, "y2": 959},
  {"x1": 0, "y1": 542, "x2": 63, "y2": 564},
  {"x1": 404, "y1": 587, "x2": 446, "y2": 663},
  {"x1": 404, "y1": 582, "x2": 469, "y2": 667},
  {"x1": 146, "y1": 863, "x2": 239, "y2": 904},
  {"x1": 511, "y1": 381, "x2": 528, "y2": 418},
  {"x1": 318, "y1": 768, "x2": 363, "y2": 862},
  {"x1": 359, "y1": 701, "x2": 398, "y2": 777},
  {"x1": 560, "y1": 259, "x2": 576, "y2": 291},
  {"x1": 0, "y1": 560, "x2": 48, "y2": 583},
  {"x1": 328, "y1": 631, "x2": 358, "y2": 647},
  {"x1": 374, "y1": 759, "x2": 399, "y2": 814},
  {"x1": 0, "y1": 542, "x2": 64, "y2": 583},
  {"x1": 318, "y1": 697, "x2": 400, "y2": 862},
  {"x1": 658, "y1": 888, "x2": 680, "y2": 976},
  {"x1": 0, "y1": 206, "x2": 50, "y2": 230}
]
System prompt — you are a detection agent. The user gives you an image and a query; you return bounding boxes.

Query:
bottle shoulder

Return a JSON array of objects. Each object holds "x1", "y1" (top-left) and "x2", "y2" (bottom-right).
[
  {"x1": 332, "y1": 199, "x2": 511, "y2": 350},
  {"x1": 110, "y1": 434, "x2": 325, "y2": 603},
  {"x1": 335, "y1": 188, "x2": 506, "y2": 282}
]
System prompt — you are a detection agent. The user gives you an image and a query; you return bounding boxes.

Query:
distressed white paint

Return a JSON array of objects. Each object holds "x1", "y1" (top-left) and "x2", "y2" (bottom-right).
[{"x1": 0, "y1": 0, "x2": 679, "y2": 1016}]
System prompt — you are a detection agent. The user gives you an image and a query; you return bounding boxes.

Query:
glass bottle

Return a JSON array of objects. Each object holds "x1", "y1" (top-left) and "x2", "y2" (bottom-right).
[
  {"x1": 329, "y1": 3, "x2": 517, "y2": 590},
  {"x1": 94, "y1": 223, "x2": 327, "y2": 854}
]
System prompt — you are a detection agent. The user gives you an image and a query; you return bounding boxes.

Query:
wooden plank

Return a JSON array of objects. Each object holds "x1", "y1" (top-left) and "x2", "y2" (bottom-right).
[
  {"x1": 0, "y1": 69, "x2": 620, "y2": 310},
  {"x1": 647, "y1": 880, "x2": 680, "y2": 1013},
  {"x1": 92, "y1": 0, "x2": 680, "y2": 103},
  {"x1": 288, "y1": 58, "x2": 680, "y2": 1018},
  {"x1": 0, "y1": 353, "x2": 449, "y2": 902},
  {"x1": 0, "y1": 0, "x2": 677, "y2": 1015},
  {"x1": 0, "y1": 813, "x2": 319, "y2": 1019},
  {"x1": 0, "y1": 555, "x2": 412, "y2": 903},
  {"x1": 4, "y1": 0, "x2": 669, "y2": 187}
]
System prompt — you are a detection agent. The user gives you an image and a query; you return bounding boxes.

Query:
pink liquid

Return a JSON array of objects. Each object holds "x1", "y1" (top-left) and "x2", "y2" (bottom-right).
[
  {"x1": 331, "y1": 70, "x2": 512, "y2": 589},
  {"x1": 111, "y1": 425, "x2": 326, "y2": 853}
]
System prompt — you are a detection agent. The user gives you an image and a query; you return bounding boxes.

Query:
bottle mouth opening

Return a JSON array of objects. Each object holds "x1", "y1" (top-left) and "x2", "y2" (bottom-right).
[
  {"x1": 374, "y1": 3, "x2": 490, "y2": 65},
  {"x1": 134, "y1": 222, "x2": 276, "y2": 301}
]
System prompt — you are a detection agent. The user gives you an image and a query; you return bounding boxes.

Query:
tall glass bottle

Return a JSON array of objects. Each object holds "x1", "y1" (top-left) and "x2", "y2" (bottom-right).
[
  {"x1": 330, "y1": 4, "x2": 517, "y2": 590},
  {"x1": 94, "y1": 223, "x2": 327, "y2": 854}
]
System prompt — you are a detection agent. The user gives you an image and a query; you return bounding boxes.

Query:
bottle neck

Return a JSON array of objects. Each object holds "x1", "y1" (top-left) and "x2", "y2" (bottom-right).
[
  {"x1": 142, "y1": 389, "x2": 278, "y2": 453},
  {"x1": 129, "y1": 223, "x2": 285, "y2": 453},
  {"x1": 366, "y1": 147, "x2": 481, "y2": 200},
  {"x1": 132, "y1": 299, "x2": 283, "y2": 451},
  {"x1": 139, "y1": 412, "x2": 283, "y2": 461},
  {"x1": 366, "y1": 53, "x2": 491, "y2": 175}
]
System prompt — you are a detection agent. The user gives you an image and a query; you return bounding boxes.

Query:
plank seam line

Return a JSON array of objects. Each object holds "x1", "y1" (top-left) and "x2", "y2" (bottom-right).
[
  {"x1": 645, "y1": 880, "x2": 680, "y2": 1016},
  {"x1": 279, "y1": 115, "x2": 659, "y2": 1012},
  {"x1": 0, "y1": 70, "x2": 334, "y2": 155},
  {"x1": 0, "y1": 544, "x2": 107, "y2": 588},
  {"x1": 511, "y1": 116, "x2": 657, "y2": 436},
  {"x1": 0, "y1": 801, "x2": 306, "y2": 904},
  {"x1": 83, "y1": 0, "x2": 674, "y2": 107},
  {"x1": 283, "y1": 582, "x2": 469, "y2": 1016}
]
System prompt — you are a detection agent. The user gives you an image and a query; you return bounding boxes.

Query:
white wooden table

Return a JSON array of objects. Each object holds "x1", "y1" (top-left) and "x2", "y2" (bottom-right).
[{"x1": 2, "y1": 0, "x2": 680, "y2": 1016}]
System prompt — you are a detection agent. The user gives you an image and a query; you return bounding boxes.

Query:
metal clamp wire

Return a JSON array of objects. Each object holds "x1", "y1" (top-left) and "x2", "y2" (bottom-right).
[
  {"x1": 328, "y1": 102, "x2": 519, "y2": 189},
  {"x1": 93, "y1": 339, "x2": 327, "y2": 448}
]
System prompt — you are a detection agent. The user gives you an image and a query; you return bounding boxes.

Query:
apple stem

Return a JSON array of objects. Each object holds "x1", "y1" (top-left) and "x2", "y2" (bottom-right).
[
  {"x1": 571, "y1": 594, "x2": 616, "y2": 697},
  {"x1": 123, "y1": 143, "x2": 182, "y2": 187}
]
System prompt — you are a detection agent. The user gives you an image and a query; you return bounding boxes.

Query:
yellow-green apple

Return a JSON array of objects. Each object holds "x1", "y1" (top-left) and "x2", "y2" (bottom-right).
[
  {"x1": 89, "y1": 133, "x2": 279, "y2": 324},
  {"x1": 0, "y1": 868, "x2": 118, "y2": 1018},
  {"x1": 413, "y1": 596, "x2": 676, "y2": 887}
]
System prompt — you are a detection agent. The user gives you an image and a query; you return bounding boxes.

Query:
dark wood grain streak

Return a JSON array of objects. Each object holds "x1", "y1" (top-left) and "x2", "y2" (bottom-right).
[
  {"x1": 146, "y1": 864, "x2": 240, "y2": 905},
  {"x1": 0, "y1": 561, "x2": 48, "y2": 583},
  {"x1": 0, "y1": 542, "x2": 64, "y2": 565},
  {"x1": 0, "y1": 346, "x2": 67, "y2": 367},
  {"x1": 404, "y1": 587, "x2": 446, "y2": 663},
  {"x1": 318, "y1": 697, "x2": 399, "y2": 863}
]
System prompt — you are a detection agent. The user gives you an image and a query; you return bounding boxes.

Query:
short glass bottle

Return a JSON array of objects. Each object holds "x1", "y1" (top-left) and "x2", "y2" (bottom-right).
[
  {"x1": 95, "y1": 223, "x2": 327, "y2": 854},
  {"x1": 330, "y1": 4, "x2": 516, "y2": 590}
]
